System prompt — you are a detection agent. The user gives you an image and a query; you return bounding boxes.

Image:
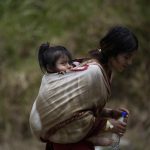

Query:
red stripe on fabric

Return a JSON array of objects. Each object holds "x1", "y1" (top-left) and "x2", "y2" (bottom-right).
[{"x1": 71, "y1": 64, "x2": 89, "y2": 71}]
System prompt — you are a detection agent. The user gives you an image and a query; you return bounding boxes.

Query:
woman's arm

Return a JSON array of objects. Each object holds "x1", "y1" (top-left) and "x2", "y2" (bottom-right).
[
  {"x1": 100, "y1": 107, "x2": 129, "y2": 119},
  {"x1": 100, "y1": 108, "x2": 121, "y2": 119},
  {"x1": 100, "y1": 107, "x2": 129, "y2": 135}
]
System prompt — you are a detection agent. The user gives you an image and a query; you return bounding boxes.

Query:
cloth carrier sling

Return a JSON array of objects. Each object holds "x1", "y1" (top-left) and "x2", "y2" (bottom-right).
[{"x1": 29, "y1": 63, "x2": 111, "y2": 143}]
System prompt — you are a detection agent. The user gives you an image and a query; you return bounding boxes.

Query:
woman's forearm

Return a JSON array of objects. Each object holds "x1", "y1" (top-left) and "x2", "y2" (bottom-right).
[{"x1": 100, "y1": 108, "x2": 113, "y2": 118}]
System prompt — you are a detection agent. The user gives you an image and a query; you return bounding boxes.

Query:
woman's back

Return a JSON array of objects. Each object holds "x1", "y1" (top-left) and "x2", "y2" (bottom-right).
[{"x1": 30, "y1": 64, "x2": 110, "y2": 143}]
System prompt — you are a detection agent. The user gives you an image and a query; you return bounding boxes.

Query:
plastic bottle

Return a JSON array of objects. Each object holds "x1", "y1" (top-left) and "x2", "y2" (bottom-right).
[{"x1": 111, "y1": 111, "x2": 127, "y2": 150}]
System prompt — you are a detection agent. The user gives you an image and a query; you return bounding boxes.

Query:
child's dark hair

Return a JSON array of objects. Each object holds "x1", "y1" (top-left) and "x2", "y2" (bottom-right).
[
  {"x1": 89, "y1": 26, "x2": 139, "y2": 64},
  {"x1": 38, "y1": 43, "x2": 72, "y2": 73}
]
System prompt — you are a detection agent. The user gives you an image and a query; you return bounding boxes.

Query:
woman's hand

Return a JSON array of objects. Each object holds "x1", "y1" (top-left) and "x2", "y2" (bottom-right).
[
  {"x1": 109, "y1": 118, "x2": 128, "y2": 136},
  {"x1": 101, "y1": 107, "x2": 129, "y2": 120},
  {"x1": 110, "y1": 108, "x2": 129, "y2": 120}
]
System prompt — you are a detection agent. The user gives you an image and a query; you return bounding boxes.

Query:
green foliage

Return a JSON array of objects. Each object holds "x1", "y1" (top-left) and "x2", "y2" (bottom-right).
[{"x1": 0, "y1": 0, "x2": 149, "y2": 149}]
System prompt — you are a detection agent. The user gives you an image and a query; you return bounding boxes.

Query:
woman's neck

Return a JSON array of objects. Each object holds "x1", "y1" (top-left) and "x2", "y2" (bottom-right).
[
  {"x1": 101, "y1": 63, "x2": 112, "y2": 81},
  {"x1": 92, "y1": 58, "x2": 112, "y2": 82}
]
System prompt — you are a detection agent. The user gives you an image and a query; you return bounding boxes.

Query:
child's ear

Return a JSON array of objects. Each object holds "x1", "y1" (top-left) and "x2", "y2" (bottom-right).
[{"x1": 46, "y1": 65, "x2": 54, "y2": 73}]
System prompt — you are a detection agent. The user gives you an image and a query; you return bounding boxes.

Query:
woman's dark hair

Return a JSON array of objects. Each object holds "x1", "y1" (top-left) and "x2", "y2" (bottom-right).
[
  {"x1": 38, "y1": 43, "x2": 72, "y2": 73},
  {"x1": 89, "y1": 26, "x2": 139, "y2": 64}
]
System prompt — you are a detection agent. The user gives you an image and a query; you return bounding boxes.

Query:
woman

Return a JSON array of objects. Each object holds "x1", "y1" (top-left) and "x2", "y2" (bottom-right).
[{"x1": 29, "y1": 26, "x2": 138, "y2": 150}]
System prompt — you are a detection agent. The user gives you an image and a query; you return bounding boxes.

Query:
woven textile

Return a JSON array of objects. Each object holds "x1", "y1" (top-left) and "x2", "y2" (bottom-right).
[{"x1": 29, "y1": 64, "x2": 111, "y2": 143}]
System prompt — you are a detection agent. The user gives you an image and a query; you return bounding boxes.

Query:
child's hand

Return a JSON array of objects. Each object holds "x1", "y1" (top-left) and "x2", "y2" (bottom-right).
[{"x1": 58, "y1": 71, "x2": 66, "y2": 75}]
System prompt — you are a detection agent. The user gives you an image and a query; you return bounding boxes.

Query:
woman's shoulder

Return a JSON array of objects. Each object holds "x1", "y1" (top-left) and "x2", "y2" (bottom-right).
[
  {"x1": 86, "y1": 63, "x2": 104, "y2": 79},
  {"x1": 73, "y1": 58, "x2": 102, "y2": 70},
  {"x1": 80, "y1": 58, "x2": 100, "y2": 66},
  {"x1": 85, "y1": 60, "x2": 103, "y2": 73}
]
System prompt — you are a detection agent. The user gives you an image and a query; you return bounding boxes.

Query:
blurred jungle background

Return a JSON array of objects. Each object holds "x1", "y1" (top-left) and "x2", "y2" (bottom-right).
[{"x1": 0, "y1": 0, "x2": 149, "y2": 150}]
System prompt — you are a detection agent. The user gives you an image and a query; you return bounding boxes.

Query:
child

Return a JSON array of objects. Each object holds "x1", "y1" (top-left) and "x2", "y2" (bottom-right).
[{"x1": 38, "y1": 43, "x2": 73, "y2": 74}]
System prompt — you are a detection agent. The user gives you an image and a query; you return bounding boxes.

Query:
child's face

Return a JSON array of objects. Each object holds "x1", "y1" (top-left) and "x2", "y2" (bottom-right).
[{"x1": 56, "y1": 55, "x2": 72, "y2": 72}]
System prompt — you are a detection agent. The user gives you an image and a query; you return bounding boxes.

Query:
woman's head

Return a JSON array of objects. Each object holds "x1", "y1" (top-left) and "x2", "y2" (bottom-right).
[
  {"x1": 38, "y1": 43, "x2": 72, "y2": 73},
  {"x1": 89, "y1": 26, "x2": 138, "y2": 72}
]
